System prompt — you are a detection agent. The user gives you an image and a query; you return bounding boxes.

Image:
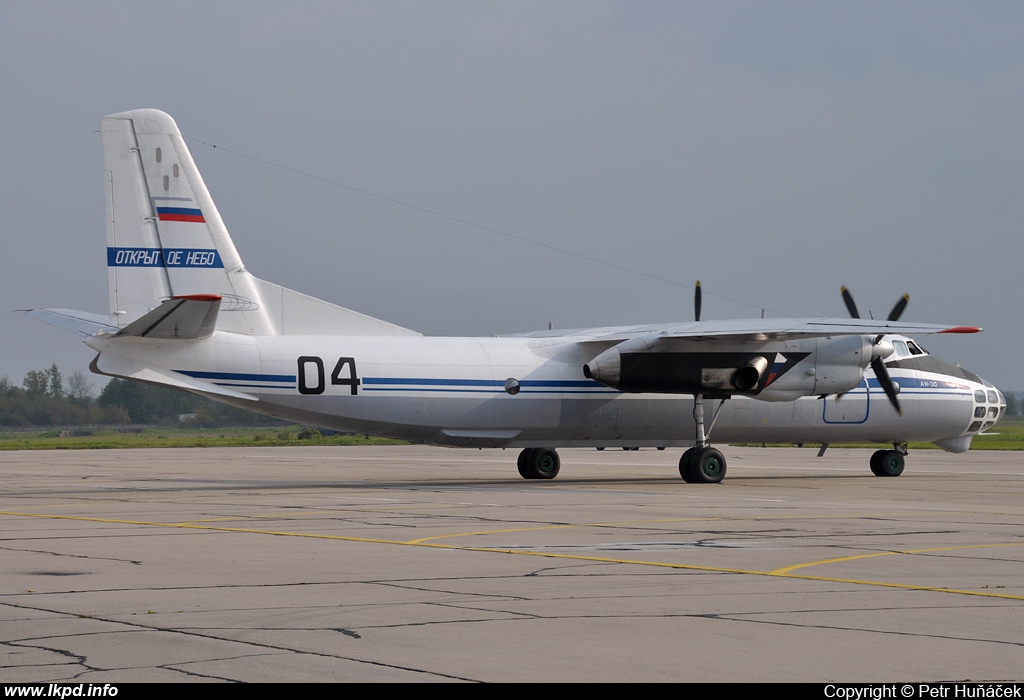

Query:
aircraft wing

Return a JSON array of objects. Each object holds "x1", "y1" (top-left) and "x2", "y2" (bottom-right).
[
  {"x1": 512, "y1": 318, "x2": 980, "y2": 344},
  {"x1": 580, "y1": 318, "x2": 981, "y2": 344}
]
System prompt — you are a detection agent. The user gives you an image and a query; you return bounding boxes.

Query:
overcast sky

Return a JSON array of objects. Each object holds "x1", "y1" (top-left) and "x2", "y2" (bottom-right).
[{"x1": 2, "y1": 1, "x2": 1022, "y2": 393}]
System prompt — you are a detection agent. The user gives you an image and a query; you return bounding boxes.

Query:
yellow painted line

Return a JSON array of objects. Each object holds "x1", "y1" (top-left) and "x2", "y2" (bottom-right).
[
  {"x1": 3, "y1": 510, "x2": 1022, "y2": 602},
  {"x1": 771, "y1": 542, "x2": 1024, "y2": 575},
  {"x1": 771, "y1": 551, "x2": 899, "y2": 575}
]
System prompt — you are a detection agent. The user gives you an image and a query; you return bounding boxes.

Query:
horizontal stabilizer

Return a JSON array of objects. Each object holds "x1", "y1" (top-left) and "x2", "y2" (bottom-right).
[
  {"x1": 19, "y1": 309, "x2": 119, "y2": 338},
  {"x1": 90, "y1": 353, "x2": 257, "y2": 402},
  {"x1": 117, "y1": 295, "x2": 221, "y2": 339}
]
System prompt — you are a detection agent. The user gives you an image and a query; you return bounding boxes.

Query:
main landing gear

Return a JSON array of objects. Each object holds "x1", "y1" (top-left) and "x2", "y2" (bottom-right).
[
  {"x1": 517, "y1": 447, "x2": 560, "y2": 479},
  {"x1": 869, "y1": 445, "x2": 907, "y2": 477},
  {"x1": 679, "y1": 445, "x2": 727, "y2": 483},
  {"x1": 678, "y1": 393, "x2": 728, "y2": 484}
]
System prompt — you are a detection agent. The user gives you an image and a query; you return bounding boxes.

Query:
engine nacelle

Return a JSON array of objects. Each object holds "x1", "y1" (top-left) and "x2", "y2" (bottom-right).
[
  {"x1": 584, "y1": 334, "x2": 873, "y2": 399},
  {"x1": 584, "y1": 336, "x2": 774, "y2": 395}
]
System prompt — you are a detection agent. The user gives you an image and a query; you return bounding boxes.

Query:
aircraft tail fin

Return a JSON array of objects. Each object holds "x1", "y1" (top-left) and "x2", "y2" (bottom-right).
[{"x1": 101, "y1": 109, "x2": 418, "y2": 337}]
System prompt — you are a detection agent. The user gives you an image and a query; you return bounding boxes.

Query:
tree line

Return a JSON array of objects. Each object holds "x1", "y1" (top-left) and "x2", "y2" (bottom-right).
[{"x1": 0, "y1": 364, "x2": 285, "y2": 428}]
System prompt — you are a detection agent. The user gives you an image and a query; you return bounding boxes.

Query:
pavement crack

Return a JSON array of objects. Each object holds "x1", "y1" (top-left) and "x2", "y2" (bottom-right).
[
  {"x1": 697, "y1": 613, "x2": 1024, "y2": 648},
  {"x1": 0, "y1": 544, "x2": 142, "y2": 565}
]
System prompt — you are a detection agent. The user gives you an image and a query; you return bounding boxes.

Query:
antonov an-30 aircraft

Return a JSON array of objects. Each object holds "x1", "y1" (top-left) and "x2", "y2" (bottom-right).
[{"x1": 25, "y1": 109, "x2": 1006, "y2": 483}]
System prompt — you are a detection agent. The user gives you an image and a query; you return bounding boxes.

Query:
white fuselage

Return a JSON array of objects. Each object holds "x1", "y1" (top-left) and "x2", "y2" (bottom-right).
[{"x1": 87, "y1": 331, "x2": 995, "y2": 452}]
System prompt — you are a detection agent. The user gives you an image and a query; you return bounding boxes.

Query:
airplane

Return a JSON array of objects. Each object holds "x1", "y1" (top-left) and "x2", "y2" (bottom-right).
[{"x1": 23, "y1": 109, "x2": 1007, "y2": 483}]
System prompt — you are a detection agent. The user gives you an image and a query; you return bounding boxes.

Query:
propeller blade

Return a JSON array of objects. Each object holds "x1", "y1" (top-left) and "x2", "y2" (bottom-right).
[
  {"x1": 694, "y1": 280, "x2": 702, "y2": 322},
  {"x1": 887, "y1": 293, "x2": 909, "y2": 322},
  {"x1": 871, "y1": 357, "x2": 902, "y2": 415},
  {"x1": 841, "y1": 286, "x2": 860, "y2": 319}
]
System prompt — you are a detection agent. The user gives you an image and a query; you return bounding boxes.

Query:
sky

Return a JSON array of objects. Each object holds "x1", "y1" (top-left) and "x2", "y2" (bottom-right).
[{"x1": 2, "y1": 1, "x2": 1022, "y2": 394}]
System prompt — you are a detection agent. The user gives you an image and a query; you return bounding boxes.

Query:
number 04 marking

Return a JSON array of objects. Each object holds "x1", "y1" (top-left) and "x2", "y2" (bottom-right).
[{"x1": 297, "y1": 356, "x2": 360, "y2": 395}]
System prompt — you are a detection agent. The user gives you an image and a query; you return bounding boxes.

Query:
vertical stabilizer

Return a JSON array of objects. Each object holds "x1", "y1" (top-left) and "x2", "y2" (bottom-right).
[
  {"x1": 101, "y1": 109, "x2": 419, "y2": 338},
  {"x1": 102, "y1": 109, "x2": 273, "y2": 334}
]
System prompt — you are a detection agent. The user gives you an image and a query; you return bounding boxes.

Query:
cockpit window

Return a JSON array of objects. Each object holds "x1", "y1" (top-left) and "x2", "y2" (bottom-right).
[
  {"x1": 987, "y1": 391, "x2": 998, "y2": 403},
  {"x1": 975, "y1": 390, "x2": 986, "y2": 403},
  {"x1": 893, "y1": 340, "x2": 910, "y2": 358},
  {"x1": 907, "y1": 341, "x2": 924, "y2": 355}
]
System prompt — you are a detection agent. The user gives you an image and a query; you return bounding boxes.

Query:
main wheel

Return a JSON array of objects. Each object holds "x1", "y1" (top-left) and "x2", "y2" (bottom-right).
[
  {"x1": 678, "y1": 447, "x2": 698, "y2": 482},
  {"x1": 689, "y1": 447, "x2": 726, "y2": 484},
  {"x1": 517, "y1": 448, "x2": 536, "y2": 479},
  {"x1": 869, "y1": 449, "x2": 887, "y2": 476},
  {"x1": 875, "y1": 450, "x2": 905, "y2": 477},
  {"x1": 520, "y1": 447, "x2": 560, "y2": 479}
]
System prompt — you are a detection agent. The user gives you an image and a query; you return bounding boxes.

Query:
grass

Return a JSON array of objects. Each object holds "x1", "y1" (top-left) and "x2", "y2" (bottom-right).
[{"x1": 1, "y1": 422, "x2": 1022, "y2": 451}]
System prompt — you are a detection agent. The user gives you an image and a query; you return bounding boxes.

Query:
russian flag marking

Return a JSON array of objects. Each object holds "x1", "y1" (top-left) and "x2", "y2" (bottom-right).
[{"x1": 156, "y1": 207, "x2": 206, "y2": 223}]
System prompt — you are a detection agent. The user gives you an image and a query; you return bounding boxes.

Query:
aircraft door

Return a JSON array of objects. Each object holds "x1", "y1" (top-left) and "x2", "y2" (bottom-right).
[{"x1": 821, "y1": 379, "x2": 869, "y2": 424}]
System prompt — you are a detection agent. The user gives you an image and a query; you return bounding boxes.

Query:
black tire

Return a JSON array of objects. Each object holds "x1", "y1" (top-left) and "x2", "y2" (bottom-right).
[
  {"x1": 520, "y1": 447, "x2": 560, "y2": 479},
  {"x1": 517, "y1": 448, "x2": 535, "y2": 479},
  {"x1": 690, "y1": 447, "x2": 726, "y2": 484},
  {"x1": 876, "y1": 450, "x2": 905, "y2": 477},
  {"x1": 869, "y1": 449, "x2": 887, "y2": 476},
  {"x1": 678, "y1": 447, "x2": 698, "y2": 482}
]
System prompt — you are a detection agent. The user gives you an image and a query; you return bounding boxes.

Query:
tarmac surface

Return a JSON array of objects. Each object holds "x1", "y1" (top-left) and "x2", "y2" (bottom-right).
[{"x1": 0, "y1": 445, "x2": 1022, "y2": 683}]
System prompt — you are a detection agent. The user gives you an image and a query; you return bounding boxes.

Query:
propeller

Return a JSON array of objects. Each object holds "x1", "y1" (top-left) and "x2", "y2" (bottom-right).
[
  {"x1": 840, "y1": 286, "x2": 908, "y2": 416},
  {"x1": 694, "y1": 280, "x2": 702, "y2": 322}
]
